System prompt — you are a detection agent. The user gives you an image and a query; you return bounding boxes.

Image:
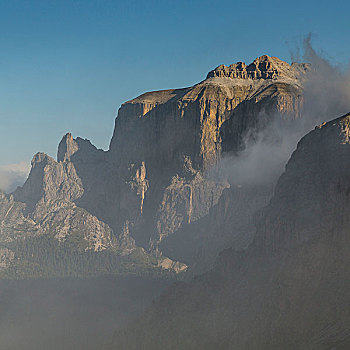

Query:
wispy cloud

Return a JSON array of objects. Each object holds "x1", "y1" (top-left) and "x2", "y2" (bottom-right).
[
  {"x1": 215, "y1": 37, "x2": 350, "y2": 187},
  {"x1": 0, "y1": 161, "x2": 30, "y2": 193}
]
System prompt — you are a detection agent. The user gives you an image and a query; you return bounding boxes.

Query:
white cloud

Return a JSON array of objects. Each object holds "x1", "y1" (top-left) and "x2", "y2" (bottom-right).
[{"x1": 0, "y1": 161, "x2": 30, "y2": 193}]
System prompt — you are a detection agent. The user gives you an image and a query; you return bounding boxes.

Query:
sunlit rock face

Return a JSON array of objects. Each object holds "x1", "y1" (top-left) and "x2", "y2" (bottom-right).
[
  {"x1": 114, "y1": 112, "x2": 350, "y2": 350},
  {"x1": 207, "y1": 55, "x2": 310, "y2": 81},
  {"x1": 105, "y1": 55, "x2": 308, "y2": 262},
  {"x1": 110, "y1": 55, "x2": 308, "y2": 170},
  {"x1": 12, "y1": 151, "x2": 115, "y2": 252},
  {"x1": 0, "y1": 55, "x2": 310, "y2": 275}
]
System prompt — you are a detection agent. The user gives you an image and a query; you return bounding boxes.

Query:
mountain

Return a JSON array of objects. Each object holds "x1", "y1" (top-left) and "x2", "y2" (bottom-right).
[
  {"x1": 113, "y1": 113, "x2": 350, "y2": 350},
  {"x1": 0, "y1": 55, "x2": 309, "y2": 278}
]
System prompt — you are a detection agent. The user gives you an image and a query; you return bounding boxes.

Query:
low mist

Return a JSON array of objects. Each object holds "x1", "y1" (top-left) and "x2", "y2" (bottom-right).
[
  {"x1": 0, "y1": 277, "x2": 171, "y2": 350},
  {"x1": 0, "y1": 162, "x2": 29, "y2": 193}
]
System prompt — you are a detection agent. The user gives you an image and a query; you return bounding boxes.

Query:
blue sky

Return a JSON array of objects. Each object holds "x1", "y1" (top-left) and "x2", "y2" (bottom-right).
[{"x1": 0, "y1": 0, "x2": 349, "y2": 167}]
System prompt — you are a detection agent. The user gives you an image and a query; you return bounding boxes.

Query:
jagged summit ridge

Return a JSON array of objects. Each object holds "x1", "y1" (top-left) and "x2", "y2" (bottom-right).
[
  {"x1": 57, "y1": 133, "x2": 106, "y2": 163},
  {"x1": 120, "y1": 55, "x2": 308, "y2": 108},
  {"x1": 206, "y1": 54, "x2": 310, "y2": 82}
]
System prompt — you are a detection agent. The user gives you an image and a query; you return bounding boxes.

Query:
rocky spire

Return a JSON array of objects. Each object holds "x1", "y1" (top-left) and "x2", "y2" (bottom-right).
[{"x1": 57, "y1": 133, "x2": 79, "y2": 162}]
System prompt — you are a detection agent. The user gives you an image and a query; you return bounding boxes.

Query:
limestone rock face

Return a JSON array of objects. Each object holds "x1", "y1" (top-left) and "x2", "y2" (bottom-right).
[
  {"x1": 57, "y1": 133, "x2": 79, "y2": 162},
  {"x1": 11, "y1": 152, "x2": 115, "y2": 252},
  {"x1": 114, "y1": 112, "x2": 350, "y2": 350},
  {"x1": 104, "y1": 55, "x2": 307, "y2": 264},
  {"x1": 14, "y1": 152, "x2": 83, "y2": 211},
  {"x1": 207, "y1": 55, "x2": 310, "y2": 81},
  {"x1": 153, "y1": 163, "x2": 229, "y2": 251},
  {"x1": 0, "y1": 191, "x2": 37, "y2": 242},
  {"x1": 110, "y1": 55, "x2": 307, "y2": 171},
  {"x1": 56, "y1": 134, "x2": 126, "y2": 241}
]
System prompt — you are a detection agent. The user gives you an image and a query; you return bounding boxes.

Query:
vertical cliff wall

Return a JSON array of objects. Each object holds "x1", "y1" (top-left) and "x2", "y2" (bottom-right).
[{"x1": 104, "y1": 55, "x2": 308, "y2": 265}]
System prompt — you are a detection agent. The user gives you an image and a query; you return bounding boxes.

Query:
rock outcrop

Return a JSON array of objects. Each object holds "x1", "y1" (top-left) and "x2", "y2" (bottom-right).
[
  {"x1": 207, "y1": 55, "x2": 310, "y2": 81},
  {"x1": 12, "y1": 151, "x2": 115, "y2": 252}
]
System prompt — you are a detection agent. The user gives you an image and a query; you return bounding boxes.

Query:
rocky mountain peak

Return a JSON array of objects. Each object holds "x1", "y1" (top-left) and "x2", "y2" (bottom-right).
[
  {"x1": 31, "y1": 152, "x2": 54, "y2": 167},
  {"x1": 57, "y1": 132, "x2": 79, "y2": 162},
  {"x1": 206, "y1": 54, "x2": 310, "y2": 82}
]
